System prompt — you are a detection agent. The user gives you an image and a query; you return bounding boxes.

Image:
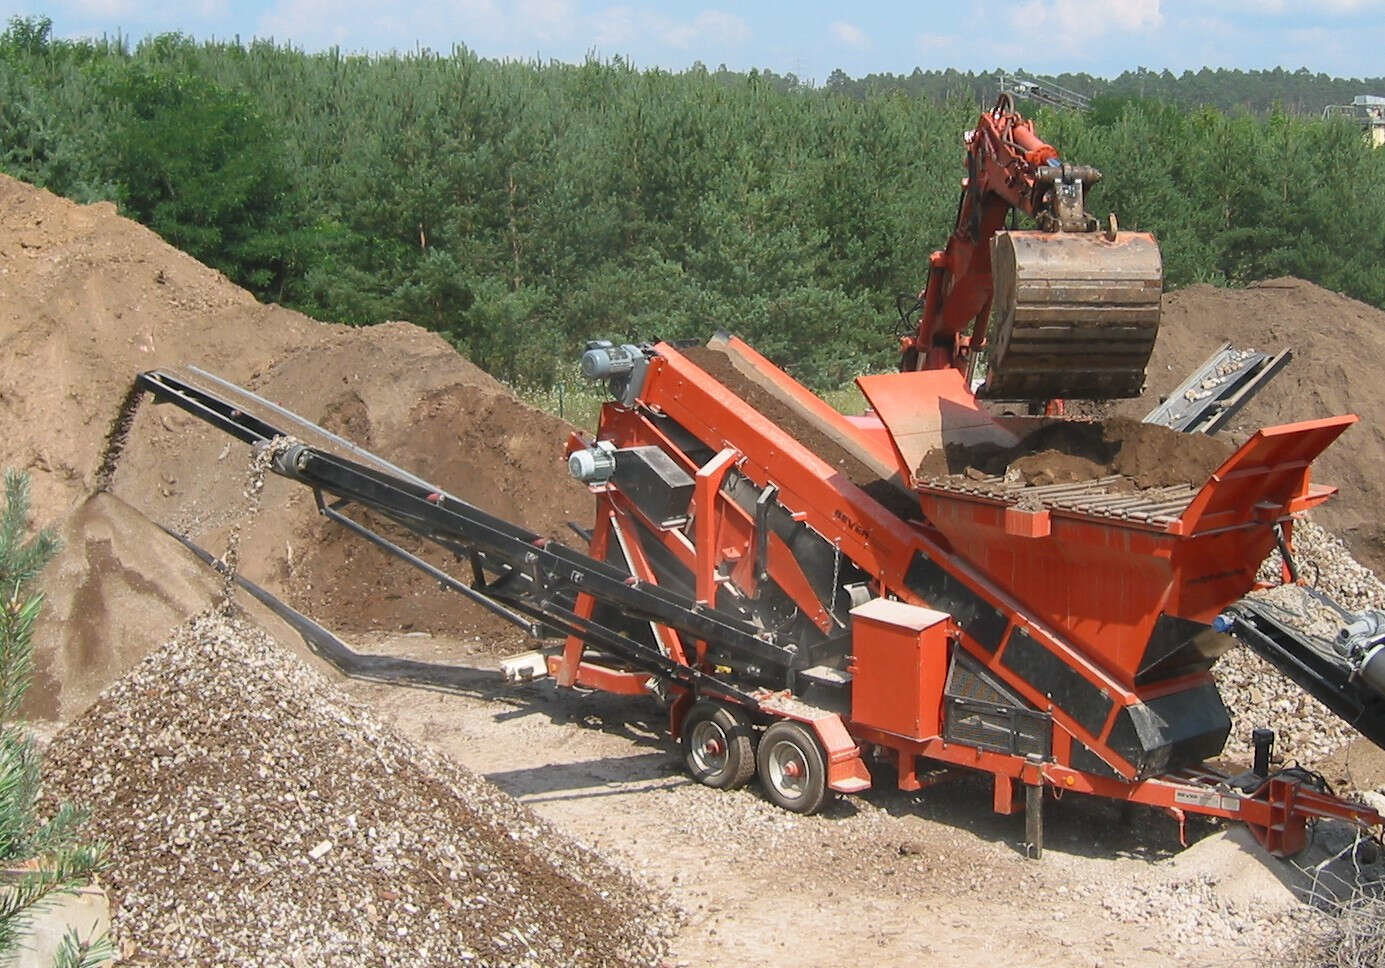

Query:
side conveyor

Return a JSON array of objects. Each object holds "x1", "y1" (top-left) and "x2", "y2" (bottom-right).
[
  {"x1": 1222, "y1": 598, "x2": 1385, "y2": 750},
  {"x1": 133, "y1": 369, "x2": 806, "y2": 705}
]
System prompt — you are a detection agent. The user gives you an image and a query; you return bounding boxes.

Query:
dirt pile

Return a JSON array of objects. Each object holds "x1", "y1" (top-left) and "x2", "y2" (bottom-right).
[
  {"x1": 42, "y1": 609, "x2": 675, "y2": 966},
  {"x1": 917, "y1": 416, "x2": 1234, "y2": 488},
  {"x1": 1115, "y1": 278, "x2": 1385, "y2": 572},
  {"x1": 0, "y1": 175, "x2": 590, "y2": 715}
]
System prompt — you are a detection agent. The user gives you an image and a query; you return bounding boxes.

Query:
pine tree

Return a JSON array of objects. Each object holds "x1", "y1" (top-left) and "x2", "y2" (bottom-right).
[{"x1": 0, "y1": 470, "x2": 111, "y2": 968}]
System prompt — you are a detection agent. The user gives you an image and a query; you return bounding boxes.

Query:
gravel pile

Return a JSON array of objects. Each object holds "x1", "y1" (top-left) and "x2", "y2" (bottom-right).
[
  {"x1": 1088, "y1": 867, "x2": 1322, "y2": 949},
  {"x1": 1214, "y1": 520, "x2": 1385, "y2": 767},
  {"x1": 41, "y1": 609, "x2": 676, "y2": 966},
  {"x1": 1216, "y1": 645, "x2": 1357, "y2": 765},
  {"x1": 1256, "y1": 520, "x2": 1385, "y2": 614}
]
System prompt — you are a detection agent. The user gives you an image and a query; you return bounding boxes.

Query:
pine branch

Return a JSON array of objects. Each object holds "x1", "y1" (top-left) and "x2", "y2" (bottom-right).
[
  {"x1": 0, "y1": 471, "x2": 58, "y2": 590},
  {"x1": 53, "y1": 928, "x2": 117, "y2": 968}
]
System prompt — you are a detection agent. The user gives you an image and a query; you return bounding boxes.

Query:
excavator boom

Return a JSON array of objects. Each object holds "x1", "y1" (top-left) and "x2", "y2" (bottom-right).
[{"x1": 904, "y1": 96, "x2": 1163, "y2": 401}]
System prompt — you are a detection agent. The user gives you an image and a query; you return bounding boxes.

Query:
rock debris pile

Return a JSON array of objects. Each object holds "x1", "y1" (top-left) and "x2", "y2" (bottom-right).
[
  {"x1": 1257, "y1": 520, "x2": 1385, "y2": 615},
  {"x1": 1215, "y1": 520, "x2": 1385, "y2": 767},
  {"x1": 1090, "y1": 866, "x2": 1318, "y2": 950},
  {"x1": 1215, "y1": 646, "x2": 1356, "y2": 767},
  {"x1": 42, "y1": 610, "x2": 675, "y2": 967}
]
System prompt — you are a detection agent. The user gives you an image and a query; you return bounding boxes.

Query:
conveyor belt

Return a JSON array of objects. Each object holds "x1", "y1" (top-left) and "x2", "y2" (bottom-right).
[
  {"x1": 1224, "y1": 598, "x2": 1385, "y2": 750},
  {"x1": 159, "y1": 366, "x2": 427, "y2": 486},
  {"x1": 135, "y1": 368, "x2": 798, "y2": 702}
]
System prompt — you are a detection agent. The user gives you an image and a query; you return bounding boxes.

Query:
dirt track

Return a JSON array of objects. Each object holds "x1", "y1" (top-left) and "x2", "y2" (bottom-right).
[{"x1": 345, "y1": 632, "x2": 1327, "y2": 968}]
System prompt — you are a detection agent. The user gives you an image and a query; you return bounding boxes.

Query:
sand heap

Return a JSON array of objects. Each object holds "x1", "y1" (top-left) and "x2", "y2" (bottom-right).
[
  {"x1": 0, "y1": 174, "x2": 590, "y2": 718},
  {"x1": 1116, "y1": 278, "x2": 1385, "y2": 574},
  {"x1": 42, "y1": 609, "x2": 675, "y2": 966}
]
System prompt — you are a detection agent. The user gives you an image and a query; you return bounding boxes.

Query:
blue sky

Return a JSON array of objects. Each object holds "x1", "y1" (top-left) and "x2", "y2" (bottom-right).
[{"x1": 17, "y1": 0, "x2": 1385, "y2": 81}]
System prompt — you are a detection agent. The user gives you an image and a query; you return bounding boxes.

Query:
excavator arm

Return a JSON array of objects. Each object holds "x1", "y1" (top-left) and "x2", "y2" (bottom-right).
[{"x1": 902, "y1": 95, "x2": 1163, "y2": 401}]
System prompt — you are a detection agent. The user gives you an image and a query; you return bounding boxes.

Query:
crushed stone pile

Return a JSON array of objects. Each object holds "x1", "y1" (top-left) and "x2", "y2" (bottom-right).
[
  {"x1": 1256, "y1": 520, "x2": 1385, "y2": 615},
  {"x1": 41, "y1": 609, "x2": 676, "y2": 967},
  {"x1": 1215, "y1": 520, "x2": 1385, "y2": 768},
  {"x1": 1215, "y1": 647, "x2": 1357, "y2": 767}
]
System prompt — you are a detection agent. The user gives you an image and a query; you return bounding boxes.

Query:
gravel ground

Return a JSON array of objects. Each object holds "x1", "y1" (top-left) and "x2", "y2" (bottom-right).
[{"x1": 40, "y1": 609, "x2": 677, "y2": 967}]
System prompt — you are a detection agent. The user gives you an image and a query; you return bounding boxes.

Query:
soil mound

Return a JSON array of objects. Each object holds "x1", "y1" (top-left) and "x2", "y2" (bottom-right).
[
  {"x1": 26, "y1": 492, "x2": 223, "y2": 721},
  {"x1": 0, "y1": 175, "x2": 591, "y2": 714},
  {"x1": 41, "y1": 609, "x2": 674, "y2": 966},
  {"x1": 918, "y1": 416, "x2": 1234, "y2": 489},
  {"x1": 1115, "y1": 278, "x2": 1385, "y2": 571}
]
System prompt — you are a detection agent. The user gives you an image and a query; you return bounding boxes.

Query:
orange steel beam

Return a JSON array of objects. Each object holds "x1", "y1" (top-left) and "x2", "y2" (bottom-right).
[
  {"x1": 557, "y1": 506, "x2": 613, "y2": 687},
  {"x1": 644, "y1": 343, "x2": 1143, "y2": 779}
]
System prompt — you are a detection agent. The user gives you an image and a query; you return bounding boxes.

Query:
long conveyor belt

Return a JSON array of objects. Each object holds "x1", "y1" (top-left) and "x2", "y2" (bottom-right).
[{"x1": 133, "y1": 369, "x2": 806, "y2": 704}]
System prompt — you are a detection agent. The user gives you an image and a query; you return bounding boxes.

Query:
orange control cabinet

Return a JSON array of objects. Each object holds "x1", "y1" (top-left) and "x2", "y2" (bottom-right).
[{"x1": 848, "y1": 599, "x2": 952, "y2": 741}]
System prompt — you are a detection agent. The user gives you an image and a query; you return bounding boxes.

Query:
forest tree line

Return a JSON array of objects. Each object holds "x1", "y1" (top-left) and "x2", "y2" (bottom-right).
[
  {"x1": 2, "y1": 17, "x2": 1383, "y2": 388},
  {"x1": 818, "y1": 66, "x2": 1385, "y2": 117}
]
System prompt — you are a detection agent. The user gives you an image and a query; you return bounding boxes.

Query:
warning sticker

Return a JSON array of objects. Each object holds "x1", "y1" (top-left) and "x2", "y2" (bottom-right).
[{"x1": 1174, "y1": 789, "x2": 1240, "y2": 813}]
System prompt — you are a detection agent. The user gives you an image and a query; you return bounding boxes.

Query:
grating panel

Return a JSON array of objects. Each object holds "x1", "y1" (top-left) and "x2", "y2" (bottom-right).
[{"x1": 942, "y1": 651, "x2": 1050, "y2": 759}]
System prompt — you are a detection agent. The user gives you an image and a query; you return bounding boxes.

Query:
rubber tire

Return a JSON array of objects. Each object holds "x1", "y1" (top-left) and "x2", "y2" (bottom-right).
[
  {"x1": 756, "y1": 720, "x2": 829, "y2": 815},
  {"x1": 681, "y1": 701, "x2": 756, "y2": 790}
]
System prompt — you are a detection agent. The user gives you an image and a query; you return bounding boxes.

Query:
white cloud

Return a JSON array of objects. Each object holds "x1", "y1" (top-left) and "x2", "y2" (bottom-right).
[
  {"x1": 517, "y1": 0, "x2": 576, "y2": 43},
  {"x1": 254, "y1": 0, "x2": 749, "y2": 59},
  {"x1": 64, "y1": 0, "x2": 138, "y2": 17},
  {"x1": 1010, "y1": 0, "x2": 1161, "y2": 48},
  {"x1": 661, "y1": 10, "x2": 750, "y2": 48},
  {"x1": 1284, "y1": 25, "x2": 1353, "y2": 61},
  {"x1": 1205, "y1": 0, "x2": 1381, "y2": 12},
  {"x1": 258, "y1": 0, "x2": 502, "y2": 50},
  {"x1": 830, "y1": 20, "x2": 868, "y2": 49},
  {"x1": 257, "y1": 0, "x2": 354, "y2": 45},
  {"x1": 916, "y1": 31, "x2": 958, "y2": 51},
  {"x1": 591, "y1": 4, "x2": 636, "y2": 47},
  {"x1": 590, "y1": 6, "x2": 749, "y2": 52}
]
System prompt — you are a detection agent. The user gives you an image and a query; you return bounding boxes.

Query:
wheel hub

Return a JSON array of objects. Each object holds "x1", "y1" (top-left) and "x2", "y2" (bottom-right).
[
  {"x1": 689, "y1": 720, "x2": 730, "y2": 774},
  {"x1": 768, "y1": 740, "x2": 808, "y2": 798}
]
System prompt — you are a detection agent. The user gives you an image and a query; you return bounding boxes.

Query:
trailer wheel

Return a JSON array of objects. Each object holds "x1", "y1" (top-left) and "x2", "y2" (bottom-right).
[
  {"x1": 682, "y1": 701, "x2": 756, "y2": 790},
  {"x1": 756, "y1": 720, "x2": 829, "y2": 815}
]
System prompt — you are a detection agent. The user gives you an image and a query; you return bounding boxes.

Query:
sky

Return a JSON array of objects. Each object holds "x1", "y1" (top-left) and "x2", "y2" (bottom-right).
[{"x1": 16, "y1": 0, "x2": 1385, "y2": 81}]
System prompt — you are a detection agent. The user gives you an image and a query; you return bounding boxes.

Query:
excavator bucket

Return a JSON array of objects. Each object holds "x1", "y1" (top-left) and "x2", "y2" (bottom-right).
[{"x1": 981, "y1": 230, "x2": 1163, "y2": 400}]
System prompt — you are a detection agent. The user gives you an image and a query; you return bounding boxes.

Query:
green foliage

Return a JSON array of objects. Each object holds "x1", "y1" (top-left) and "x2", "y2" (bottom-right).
[
  {"x1": 53, "y1": 926, "x2": 116, "y2": 968},
  {"x1": 0, "y1": 469, "x2": 109, "y2": 961},
  {"x1": 0, "y1": 26, "x2": 1383, "y2": 388},
  {"x1": 815, "y1": 65, "x2": 1385, "y2": 117},
  {"x1": 104, "y1": 60, "x2": 305, "y2": 299},
  {"x1": 0, "y1": 472, "x2": 57, "y2": 724}
]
